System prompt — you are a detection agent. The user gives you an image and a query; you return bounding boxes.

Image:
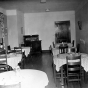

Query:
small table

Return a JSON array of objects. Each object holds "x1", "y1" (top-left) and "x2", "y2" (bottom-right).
[{"x1": 0, "y1": 69, "x2": 49, "y2": 88}]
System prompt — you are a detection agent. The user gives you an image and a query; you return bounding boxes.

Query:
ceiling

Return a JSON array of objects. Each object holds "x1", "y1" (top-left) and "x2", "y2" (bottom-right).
[
  {"x1": 0, "y1": 0, "x2": 82, "y2": 1},
  {"x1": 0, "y1": 0, "x2": 83, "y2": 13}
]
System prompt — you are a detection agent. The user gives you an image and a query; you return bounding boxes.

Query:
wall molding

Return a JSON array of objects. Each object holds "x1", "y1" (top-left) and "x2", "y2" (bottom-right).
[{"x1": 42, "y1": 50, "x2": 50, "y2": 53}]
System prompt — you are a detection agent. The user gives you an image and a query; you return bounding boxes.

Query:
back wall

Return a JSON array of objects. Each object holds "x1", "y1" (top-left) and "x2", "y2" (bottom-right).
[{"x1": 24, "y1": 11, "x2": 75, "y2": 50}]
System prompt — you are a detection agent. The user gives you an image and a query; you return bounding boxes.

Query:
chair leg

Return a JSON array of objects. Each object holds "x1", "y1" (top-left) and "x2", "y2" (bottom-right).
[
  {"x1": 83, "y1": 71, "x2": 85, "y2": 82},
  {"x1": 81, "y1": 69, "x2": 85, "y2": 83},
  {"x1": 64, "y1": 77, "x2": 67, "y2": 85},
  {"x1": 54, "y1": 73, "x2": 57, "y2": 86},
  {"x1": 79, "y1": 81, "x2": 82, "y2": 88},
  {"x1": 53, "y1": 66, "x2": 57, "y2": 86},
  {"x1": 66, "y1": 77, "x2": 69, "y2": 88}
]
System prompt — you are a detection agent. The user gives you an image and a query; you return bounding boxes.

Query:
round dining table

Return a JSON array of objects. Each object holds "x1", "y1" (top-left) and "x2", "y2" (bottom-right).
[
  {"x1": 54, "y1": 53, "x2": 88, "y2": 72},
  {"x1": 53, "y1": 53, "x2": 88, "y2": 86},
  {"x1": 0, "y1": 69, "x2": 49, "y2": 88}
]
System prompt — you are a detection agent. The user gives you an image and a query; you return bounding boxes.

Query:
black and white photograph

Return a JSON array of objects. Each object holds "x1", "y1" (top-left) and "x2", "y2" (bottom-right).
[{"x1": 0, "y1": 0, "x2": 87, "y2": 88}]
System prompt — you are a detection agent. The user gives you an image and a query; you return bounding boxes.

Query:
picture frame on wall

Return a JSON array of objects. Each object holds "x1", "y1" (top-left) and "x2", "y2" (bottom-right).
[
  {"x1": 78, "y1": 21, "x2": 82, "y2": 30},
  {"x1": 55, "y1": 20, "x2": 71, "y2": 43}
]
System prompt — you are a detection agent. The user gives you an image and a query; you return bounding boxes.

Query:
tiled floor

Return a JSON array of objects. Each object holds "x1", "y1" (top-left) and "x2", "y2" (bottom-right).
[{"x1": 21, "y1": 52, "x2": 88, "y2": 88}]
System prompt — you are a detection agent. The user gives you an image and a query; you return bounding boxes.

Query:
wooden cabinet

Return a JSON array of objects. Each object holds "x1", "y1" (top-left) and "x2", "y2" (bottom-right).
[
  {"x1": 30, "y1": 41, "x2": 42, "y2": 53},
  {"x1": 23, "y1": 35, "x2": 42, "y2": 54},
  {"x1": 23, "y1": 35, "x2": 39, "y2": 47}
]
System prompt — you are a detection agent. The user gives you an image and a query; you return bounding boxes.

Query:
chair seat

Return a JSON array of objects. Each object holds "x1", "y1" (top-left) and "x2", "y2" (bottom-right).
[
  {"x1": 14, "y1": 47, "x2": 22, "y2": 54},
  {"x1": 68, "y1": 79, "x2": 81, "y2": 82}
]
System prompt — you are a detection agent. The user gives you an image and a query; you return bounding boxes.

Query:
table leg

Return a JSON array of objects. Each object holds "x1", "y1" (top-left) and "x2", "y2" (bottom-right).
[{"x1": 61, "y1": 66, "x2": 64, "y2": 87}]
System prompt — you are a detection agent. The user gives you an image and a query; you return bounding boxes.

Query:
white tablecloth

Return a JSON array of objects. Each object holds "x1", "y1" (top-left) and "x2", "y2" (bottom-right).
[
  {"x1": 0, "y1": 69, "x2": 49, "y2": 88},
  {"x1": 53, "y1": 53, "x2": 88, "y2": 72},
  {"x1": 52, "y1": 48, "x2": 59, "y2": 56},
  {"x1": 0, "y1": 53, "x2": 22, "y2": 69},
  {"x1": 22, "y1": 47, "x2": 30, "y2": 56}
]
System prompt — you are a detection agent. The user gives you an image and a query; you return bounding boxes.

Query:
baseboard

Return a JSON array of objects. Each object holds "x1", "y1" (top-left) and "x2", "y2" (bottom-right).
[{"x1": 42, "y1": 50, "x2": 51, "y2": 53}]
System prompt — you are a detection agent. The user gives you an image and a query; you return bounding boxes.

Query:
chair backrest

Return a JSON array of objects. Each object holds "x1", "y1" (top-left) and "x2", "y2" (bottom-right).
[
  {"x1": 76, "y1": 44, "x2": 80, "y2": 53},
  {"x1": 66, "y1": 54, "x2": 81, "y2": 73},
  {"x1": 72, "y1": 40, "x2": 75, "y2": 47},
  {"x1": 68, "y1": 47, "x2": 76, "y2": 54},
  {"x1": 52, "y1": 48, "x2": 59, "y2": 56},
  {"x1": 0, "y1": 49, "x2": 7, "y2": 58},
  {"x1": 59, "y1": 43, "x2": 68, "y2": 54},
  {"x1": 0, "y1": 49, "x2": 8, "y2": 71},
  {"x1": 7, "y1": 45, "x2": 11, "y2": 50},
  {"x1": 14, "y1": 47, "x2": 22, "y2": 54},
  {"x1": 52, "y1": 42, "x2": 55, "y2": 48},
  {"x1": 71, "y1": 47, "x2": 76, "y2": 53}
]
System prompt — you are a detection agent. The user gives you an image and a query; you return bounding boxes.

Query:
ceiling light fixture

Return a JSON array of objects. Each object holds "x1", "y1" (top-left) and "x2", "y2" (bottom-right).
[
  {"x1": 40, "y1": 0, "x2": 46, "y2": 3},
  {"x1": 45, "y1": 9, "x2": 50, "y2": 12}
]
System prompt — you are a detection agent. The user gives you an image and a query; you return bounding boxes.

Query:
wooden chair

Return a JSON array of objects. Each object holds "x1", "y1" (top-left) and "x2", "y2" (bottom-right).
[
  {"x1": 52, "y1": 48, "x2": 59, "y2": 57},
  {"x1": 71, "y1": 47, "x2": 77, "y2": 53},
  {"x1": 68, "y1": 47, "x2": 77, "y2": 54},
  {"x1": 72, "y1": 40, "x2": 75, "y2": 47},
  {"x1": 52, "y1": 42, "x2": 55, "y2": 48},
  {"x1": 52, "y1": 55, "x2": 66, "y2": 86},
  {"x1": 0, "y1": 49, "x2": 9, "y2": 72},
  {"x1": 52, "y1": 43, "x2": 68, "y2": 86},
  {"x1": 66, "y1": 54, "x2": 82, "y2": 87},
  {"x1": 53, "y1": 66, "x2": 67, "y2": 86},
  {"x1": 14, "y1": 47, "x2": 22, "y2": 54},
  {"x1": 76, "y1": 44, "x2": 80, "y2": 53},
  {"x1": 7, "y1": 45, "x2": 12, "y2": 54},
  {"x1": 59, "y1": 43, "x2": 68, "y2": 54}
]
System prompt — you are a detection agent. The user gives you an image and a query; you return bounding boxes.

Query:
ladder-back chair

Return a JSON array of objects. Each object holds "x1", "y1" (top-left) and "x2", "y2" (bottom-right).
[
  {"x1": 0, "y1": 49, "x2": 8, "y2": 72},
  {"x1": 66, "y1": 54, "x2": 82, "y2": 87}
]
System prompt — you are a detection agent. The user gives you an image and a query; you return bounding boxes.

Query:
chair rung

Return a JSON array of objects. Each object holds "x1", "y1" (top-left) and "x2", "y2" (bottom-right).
[
  {"x1": 56, "y1": 72, "x2": 66, "y2": 75},
  {"x1": 68, "y1": 79, "x2": 81, "y2": 81},
  {"x1": 0, "y1": 65, "x2": 8, "y2": 67},
  {"x1": 0, "y1": 60, "x2": 7, "y2": 63},
  {"x1": 68, "y1": 74, "x2": 79, "y2": 76},
  {"x1": 56, "y1": 77, "x2": 67, "y2": 78}
]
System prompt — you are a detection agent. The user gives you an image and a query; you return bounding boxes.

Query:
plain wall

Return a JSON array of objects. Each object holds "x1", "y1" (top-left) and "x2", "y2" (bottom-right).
[
  {"x1": 7, "y1": 10, "x2": 24, "y2": 48},
  {"x1": 24, "y1": 11, "x2": 76, "y2": 50},
  {"x1": 7, "y1": 15, "x2": 18, "y2": 48},
  {"x1": 75, "y1": 1, "x2": 88, "y2": 53},
  {"x1": 17, "y1": 10, "x2": 24, "y2": 45}
]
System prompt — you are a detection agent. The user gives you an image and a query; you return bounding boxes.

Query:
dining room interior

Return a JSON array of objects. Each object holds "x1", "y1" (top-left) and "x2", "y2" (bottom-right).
[{"x1": 0, "y1": 0, "x2": 88, "y2": 88}]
